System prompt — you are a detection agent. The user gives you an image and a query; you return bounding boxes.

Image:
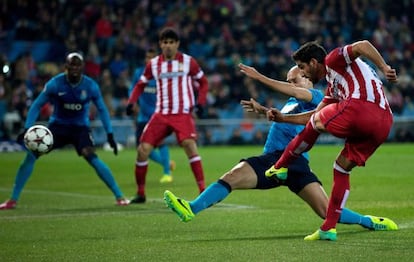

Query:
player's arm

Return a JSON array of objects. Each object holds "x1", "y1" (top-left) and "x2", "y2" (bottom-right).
[
  {"x1": 24, "y1": 83, "x2": 52, "y2": 128},
  {"x1": 350, "y1": 40, "x2": 397, "y2": 82},
  {"x1": 195, "y1": 74, "x2": 208, "y2": 106},
  {"x1": 240, "y1": 98, "x2": 269, "y2": 115},
  {"x1": 190, "y1": 58, "x2": 208, "y2": 106},
  {"x1": 92, "y1": 81, "x2": 118, "y2": 155},
  {"x1": 128, "y1": 63, "x2": 152, "y2": 105},
  {"x1": 267, "y1": 101, "x2": 327, "y2": 125},
  {"x1": 239, "y1": 63, "x2": 313, "y2": 102},
  {"x1": 128, "y1": 79, "x2": 147, "y2": 105},
  {"x1": 93, "y1": 84, "x2": 113, "y2": 134},
  {"x1": 126, "y1": 67, "x2": 150, "y2": 116},
  {"x1": 129, "y1": 68, "x2": 144, "y2": 96}
]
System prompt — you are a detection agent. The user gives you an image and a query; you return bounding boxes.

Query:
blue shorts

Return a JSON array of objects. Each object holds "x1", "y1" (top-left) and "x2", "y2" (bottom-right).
[
  {"x1": 48, "y1": 123, "x2": 94, "y2": 156},
  {"x1": 243, "y1": 151, "x2": 321, "y2": 194}
]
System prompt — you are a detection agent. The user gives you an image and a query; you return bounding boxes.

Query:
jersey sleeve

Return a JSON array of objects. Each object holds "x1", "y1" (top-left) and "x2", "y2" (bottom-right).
[
  {"x1": 24, "y1": 80, "x2": 54, "y2": 128},
  {"x1": 92, "y1": 81, "x2": 113, "y2": 134},
  {"x1": 308, "y1": 88, "x2": 324, "y2": 106},
  {"x1": 129, "y1": 67, "x2": 144, "y2": 97},
  {"x1": 128, "y1": 63, "x2": 151, "y2": 104},
  {"x1": 189, "y1": 57, "x2": 208, "y2": 106}
]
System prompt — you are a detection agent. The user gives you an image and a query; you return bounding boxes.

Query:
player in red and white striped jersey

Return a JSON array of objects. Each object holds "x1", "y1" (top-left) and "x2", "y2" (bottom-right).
[
  {"x1": 126, "y1": 27, "x2": 208, "y2": 203},
  {"x1": 265, "y1": 40, "x2": 398, "y2": 241}
]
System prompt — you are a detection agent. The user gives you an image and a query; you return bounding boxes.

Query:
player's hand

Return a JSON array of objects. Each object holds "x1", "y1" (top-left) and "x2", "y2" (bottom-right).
[
  {"x1": 240, "y1": 98, "x2": 268, "y2": 115},
  {"x1": 382, "y1": 65, "x2": 398, "y2": 83},
  {"x1": 266, "y1": 108, "x2": 284, "y2": 122},
  {"x1": 126, "y1": 103, "x2": 134, "y2": 116},
  {"x1": 195, "y1": 104, "x2": 204, "y2": 119},
  {"x1": 238, "y1": 63, "x2": 260, "y2": 80},
  {"x1": 16, "y1": 129, "x2": 28, "y2": 145},
  {"x1": 107, "y1": 133, "x2": 118, "y2": 155}
]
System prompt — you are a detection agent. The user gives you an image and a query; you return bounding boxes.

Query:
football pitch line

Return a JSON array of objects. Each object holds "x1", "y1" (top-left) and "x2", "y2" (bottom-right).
[
  {"x1": 2, "y1": 187, "x2": 412, "y2": 230},
  {"x1": 0, "y1": 187, "x2": 255, "y2": 220},
  {"x1": 398, "y1": 221, "x2": 414, "y2": 229}
]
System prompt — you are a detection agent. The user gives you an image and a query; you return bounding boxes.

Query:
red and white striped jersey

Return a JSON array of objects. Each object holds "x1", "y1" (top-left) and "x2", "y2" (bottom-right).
[
  {"x1": 128, "y1": 52, "x2": 208, "y2": 115},
  {"x1": 323, "y1": 45, "x2": 389, "y2": 110}
]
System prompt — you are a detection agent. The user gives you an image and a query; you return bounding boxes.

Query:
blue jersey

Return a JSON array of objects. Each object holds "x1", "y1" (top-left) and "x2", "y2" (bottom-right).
[
  {"x1": 263, "y1": 88, "x2": 323, "y2": 159},
  {"x1": 25, "y1": 73, "x2": 113, "y2": 133},
  {"x1": 130, "y1": 67, "x2": 157, "y2": 123}
]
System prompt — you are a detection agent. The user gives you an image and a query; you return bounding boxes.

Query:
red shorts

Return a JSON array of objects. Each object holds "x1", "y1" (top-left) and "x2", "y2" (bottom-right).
[
  {"x1": 140, "y1": 113, "x2": 197, "y2": 146},
  {"x1": 319, "y1": 99, "x2": 393, "y2": 166}
]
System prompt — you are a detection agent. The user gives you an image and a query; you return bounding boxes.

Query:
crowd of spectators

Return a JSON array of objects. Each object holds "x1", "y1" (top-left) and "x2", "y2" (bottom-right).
[{"x1": 0, "y1": 0, "x2": 413, "y2": 142}]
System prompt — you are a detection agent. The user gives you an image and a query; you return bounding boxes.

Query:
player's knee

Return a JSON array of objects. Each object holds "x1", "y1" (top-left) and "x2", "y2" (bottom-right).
[
  {"x1": 83, "y1": 152, "x2": 98, "y2": 163},
  {"x1": 220, "y1": 167, "x2": 244, "y2": 188},
  {"x1": 312, "y1": 113, "x2": 325, "y2": 132},
  {"x1": 138, "y1": 143, "x2": 152, "y2": 157}
]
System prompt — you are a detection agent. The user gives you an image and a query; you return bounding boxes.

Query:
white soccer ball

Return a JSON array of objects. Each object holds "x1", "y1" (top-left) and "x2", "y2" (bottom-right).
[{"x1": 24, "y1": 125, "x2": 54, "y2": 155}]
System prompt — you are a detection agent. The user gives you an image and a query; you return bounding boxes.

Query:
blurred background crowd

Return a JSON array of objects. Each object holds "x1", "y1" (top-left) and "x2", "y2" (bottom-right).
[{"x1": 0, "y1": 0, "x2": 413, "y2": 144}]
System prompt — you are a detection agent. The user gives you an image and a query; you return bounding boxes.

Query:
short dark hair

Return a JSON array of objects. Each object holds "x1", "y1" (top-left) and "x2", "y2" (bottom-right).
[
  {"x1": 159, "y1": 27, "x2": 179, "y2": 41},
  {"x1": 292, "y1": 41, "x2": 327, "y2": 64}
]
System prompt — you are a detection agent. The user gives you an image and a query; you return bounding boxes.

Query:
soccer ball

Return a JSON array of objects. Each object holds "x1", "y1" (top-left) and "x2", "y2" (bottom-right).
[{"x1": 24, "y1": 125, "x2": 54, "y2": 154}]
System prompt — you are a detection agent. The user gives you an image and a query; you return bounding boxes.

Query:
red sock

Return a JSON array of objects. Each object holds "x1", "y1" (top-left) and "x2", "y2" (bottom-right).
[
  {"x1": 275, "y1": 120, "x2": 320, "y2": 168},
  {"x1": 189, "y1": 155, "x2": 205, "y2": 193},
  {"x1": 135, "y1": 161, "x2": 148, "y2": 196},
  {"x1": 321, "y1": 163, "x2": 350, "y2": 231}
]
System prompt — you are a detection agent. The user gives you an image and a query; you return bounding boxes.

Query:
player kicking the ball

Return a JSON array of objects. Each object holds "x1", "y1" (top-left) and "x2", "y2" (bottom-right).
[{"x1": 164, "y1": 65, "x2": 397, "y2": 234}]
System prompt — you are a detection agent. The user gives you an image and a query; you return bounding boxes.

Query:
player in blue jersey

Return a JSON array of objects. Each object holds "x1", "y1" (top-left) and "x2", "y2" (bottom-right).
[
  {"x1": 0, "y1": 52, "x2": 129, "y2": 210},
  {"x1": 163, "y1": 65, "x2": 397, "y2": 232},
  {"x1": 128, "y1": 49, "x2": 175, "y2": 203}
]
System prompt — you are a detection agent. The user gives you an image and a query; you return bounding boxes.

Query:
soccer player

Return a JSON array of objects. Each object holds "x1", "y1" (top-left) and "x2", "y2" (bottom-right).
[
  {"x1": 126, "y1": 27, "x2": 208, "y2": 203},
  {"x1": 163, "y1": 65, "x2": 398, "y2": 233},
  {"x1": 265, "y1": 40, "x2": 398, "y2": 241},
  {"x1": 0, "y1": 52, "x2": 129, "y2": 210},
  {"x1": 128, "y1": 48, "x2": 176, "y2": 199}
]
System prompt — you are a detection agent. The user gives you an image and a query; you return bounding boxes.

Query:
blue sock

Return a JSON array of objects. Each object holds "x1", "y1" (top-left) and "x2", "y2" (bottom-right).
[
  {"x1": 11, "y1": 153, "x2": 37, "y2": 201},
  {"x1": 158, "y1": 144, "x2": 171, "y2": 175},
  {"x1": 190, "y1": 180, "x2": 231, "y2": 214},
  {"x1": 89, "y1": 157, "x2": 123, "y2": 199},
  {"x1": 149, "y1": 149, "x2": 162, "y2": 164},
  {"x1": 339, "y1": 208, "x2": 372, "y2": 228}
]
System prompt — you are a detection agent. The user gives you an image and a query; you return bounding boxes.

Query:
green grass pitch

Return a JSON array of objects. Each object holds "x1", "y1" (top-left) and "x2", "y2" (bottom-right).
[{"x1": 1, "y1": 144, "x2": 414, "y2": 261}]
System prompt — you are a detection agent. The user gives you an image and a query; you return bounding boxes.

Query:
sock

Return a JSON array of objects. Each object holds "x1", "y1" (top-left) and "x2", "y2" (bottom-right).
[
  {"x1": 339, "y1": 208, "x2": 373, "y2": 228},
  {"x1": 149, "y1": 149, "x2": 162, "y2": 165},
  {"x1": 321, "y1": 163, "x2": 350, "y2": 231},
  {"x1": 190, "y1": 180, "x2": 231, "y2": 214},
  {"x1": 135, "y1": 160, "x2": 148, "y2": 196},
  {"x1": 275, "y1": 117, "x2": 320, "y2": 168},
  {"x1": 11, "y1": 153, "x2": 37, "y2": 201},
  {"x1": 89, "y1": 157, "x2": 123, "y2": 199},
  {"x1": 158, "y1": 144, "x2": 171, "y2": 175},
  {"x1": 189, "y1": 155, "x2": 205, "y2": 193}
]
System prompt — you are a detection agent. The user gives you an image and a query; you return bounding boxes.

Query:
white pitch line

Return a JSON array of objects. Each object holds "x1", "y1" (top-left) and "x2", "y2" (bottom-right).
[
  {"x1": 0, "y1": 187, "x2": 255, "y2": 220},
  {"x1": 398, "y1": 221, "x2": 414, "y2": 229}
]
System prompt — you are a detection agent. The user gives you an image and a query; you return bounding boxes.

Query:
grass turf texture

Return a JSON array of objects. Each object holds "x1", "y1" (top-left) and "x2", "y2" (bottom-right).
[{"x1": 0, "y1": 144, "x2": 413, "y2": 261}]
